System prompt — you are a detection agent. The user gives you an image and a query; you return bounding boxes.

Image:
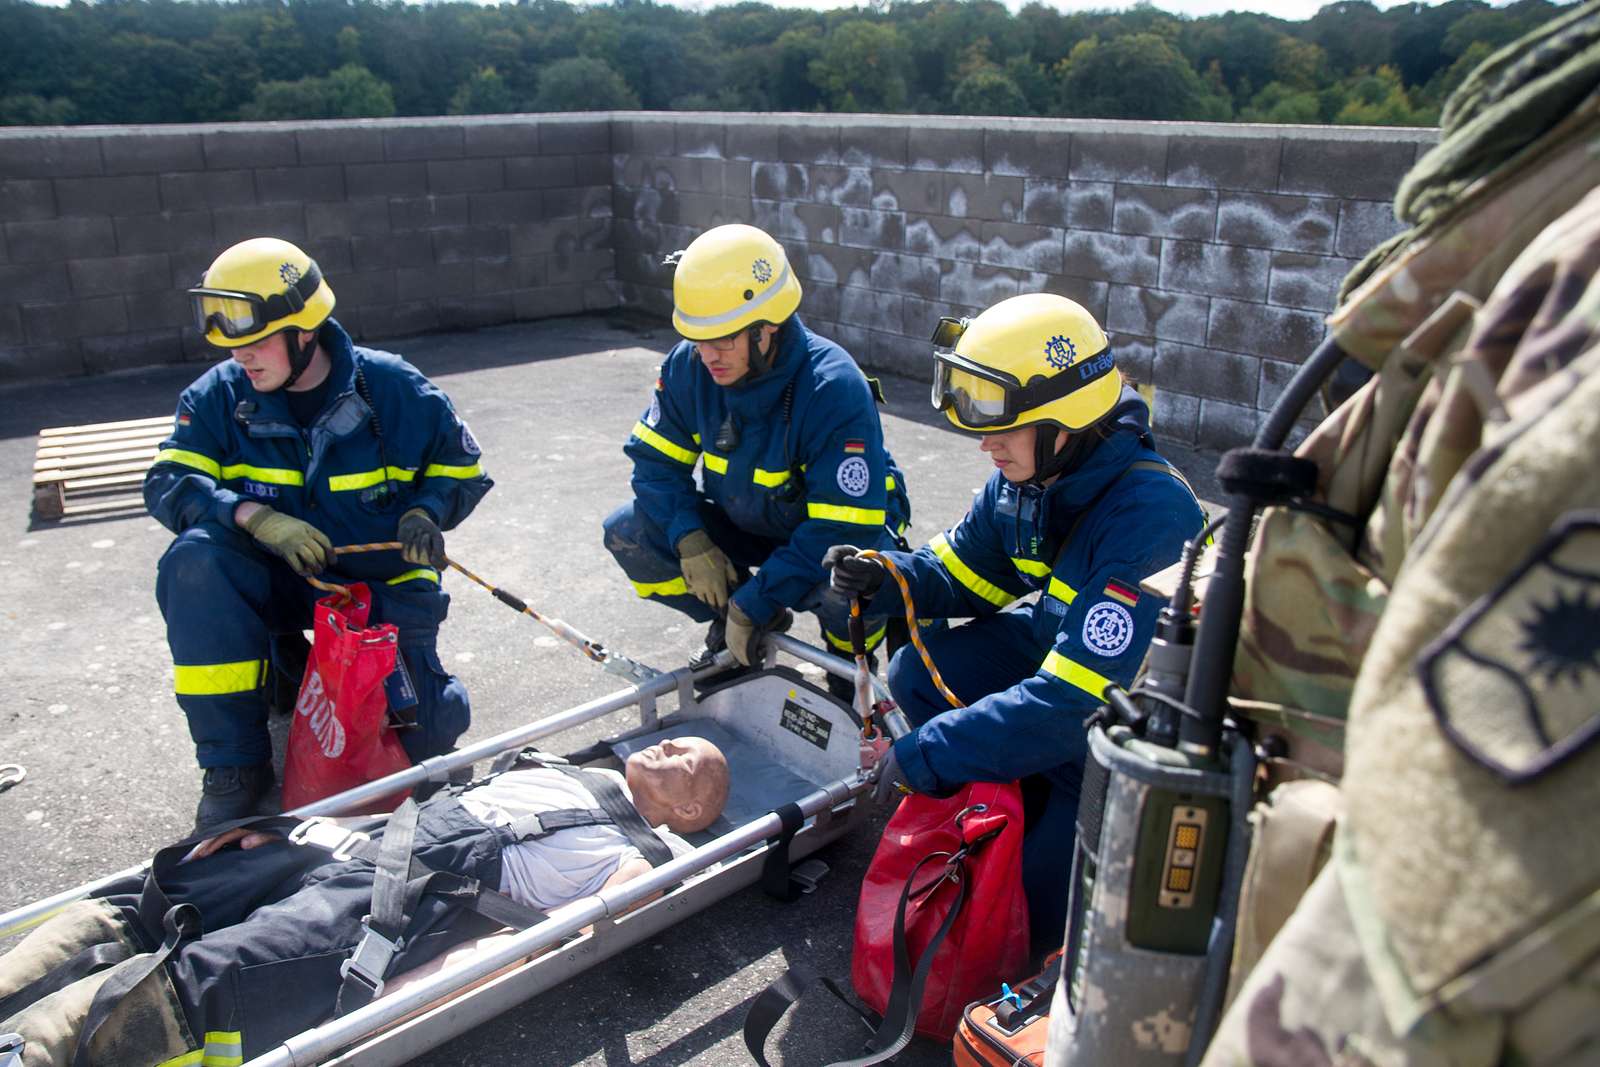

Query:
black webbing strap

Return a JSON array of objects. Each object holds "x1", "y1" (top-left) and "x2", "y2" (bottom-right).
[
  {"x1": 505, "y1": 808, "x2": 614, "y2": 838},
  {"x1": 992, "y1": 953, "x2": 1061, "y2": 1031},
  {"x1": 0, "y1": 941, "x2": 131, "y2": 1021},
  {"x1": 741, "y1": 849, "x2": 971, "y2": 1067},
  {"x1": 550, "y1": 764, "x2": 673, "y2": 868},
  {"x1": 335, "y1": 800, "x2": 427, "y2": 1014},
  {"x1": 760, "y1": 802, "x2": 806, "y2": 902},
  {"x1": 69, "y1": 903, "x2": 200, "y2": 1067}
]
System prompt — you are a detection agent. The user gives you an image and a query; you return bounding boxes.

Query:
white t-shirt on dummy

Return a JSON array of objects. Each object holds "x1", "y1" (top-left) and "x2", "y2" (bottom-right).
[{"x1": 456, "y1": 767, "x2": 692, "y2": 912}]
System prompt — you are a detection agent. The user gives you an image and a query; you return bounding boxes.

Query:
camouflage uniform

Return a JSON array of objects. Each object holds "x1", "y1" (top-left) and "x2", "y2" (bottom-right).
[{"x1": 1200, "y1": 180, "x2": 1600, "y2": 1067}]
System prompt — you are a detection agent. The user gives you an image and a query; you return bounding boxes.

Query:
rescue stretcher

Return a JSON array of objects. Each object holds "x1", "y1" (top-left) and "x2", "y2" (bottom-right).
[{"x1": 0, "y1": 634, "x2": 894, "y2": 1067}]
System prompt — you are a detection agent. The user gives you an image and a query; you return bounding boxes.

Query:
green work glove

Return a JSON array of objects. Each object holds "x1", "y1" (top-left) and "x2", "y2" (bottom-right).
[
  {"x1": 677, "y1": 529, "x2": 739, "y2": 613},
  {"x1": 241, "y1": 506, "x2": 333, "y2": 577},
  {"x1": 724, "y1": 602, "x2": 794, "y2": 668},
  {"x1": 398, "y1": 508, "x2": 447, "y2": 569}
]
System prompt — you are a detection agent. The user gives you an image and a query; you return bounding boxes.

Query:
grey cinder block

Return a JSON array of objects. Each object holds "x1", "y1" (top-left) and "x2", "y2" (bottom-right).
[
  {"x1": 333, "y1": 268, "x2": 398, "y2": 306},
  {"x1": 1335, "y1": 199, "x2": 1405, "y2": 260},
  {"x1": 301, "y1": 236, "x2": 353, "y2": 275},
  {"x1": 507, "y1": 155, "x2": 576, "y2": 190},
  {"x1": 800, "y1": 242, "x2": 874, "y2": 288},
  {"x1": 384, "y1": 125, "x2": 465, "y2": 162},
  {"x1": 297, "y1": 126, "x2": 386, "y2": 166},
  {"x1": 675, "y1": 123, "x2": 726, "y2": 159},
  {"x1": 6, "y1": 217, "x2": 115, "y2": 263},
  {"x1": 1113, "y1": 334, "x2": 1154, "y2": 385},
  {"x1": 1216, "y1": 192, "x2": 1337, "y2": 254},
  {"x1": 360, "y1": 301, "x2": 441, "y2": 339},
  {"x1": 469, "y1": 190, "x2": 541, "y2": 227},
  {"x1": 904, "y1": 214, "x2": 982, "y2": 263},
  {"x1": 436, "y1": 293, "x2": 515, "y2": 330},
  {"x1": 1154, "y1": 340, "x2": 1258, "y2": 406},
  {"x1": 101, "y1": 133, "x2": 205, "y2": 174},
  {"x1": 256, "y1": 165, "x2": 346, "y2": 205},
  {"x1": 388, "y1": 194, "x2": 470, "y2": 233},
  {"x1": 780, "y1": 125, "x2": 841, "y2": 167},
  {"x1": 840, "y1": 208, "x2": 905, "y2": 252},
  {"x1": 574, "y1": 153, "x2": 612, "y2": 187},
  {"x1": 940, "y1": 260, "x2": 1036, "y2": 308},
  {"x1": 427, "y1": 158, "x2": 505, "y2": 195},
  {"x1": 1068, "y1": 182, "x2": 1115, "y2": 231},
  {"x1": 752, "y1": 162, "x2": 809, "y2": 201},
  {"x1": 1196, "y1": 397, "x2": 1260, "y2": 451},
  {"x1": 211, "y1": 202, "x2": 306, "y2": 246},
  {"x1": 1113, "y1": 184, "x2": 1217, "y2": 241},
  {"x1": 352, "y1": 233, "x2": 433, "y2": 272},
  {"x1": 1022, "y1": 180, "x2": 1070, "y2": 228},
  {"x1": 867, "y1": 328, "x2": 926, "y2": 378},
  {"x1": 432, "y1": 225, "x2": 511, "y2": 263},
  {"x1": 839, "y1": 284, "x2": 903, "y2": 333},
  {"x1": 115, "y1": 211, "x2": 217, "y2": 255},
  {"x1": 1071, "y1": 132, "x2": 1166, "y2": 184},
  {"x1": 1207, "y1": 297, "x2": 1327, "y2": 362},
  {"x1": 157, "y1": 170, "x2": 256, "y2": 212},
  {"x1": 0, "y1": 135, "x2": 103, "y2": 180},
  {"x1": 463, "y1": 123, "x2": 537, "y2": 159},
  {"x1": 81, "y1": 327, "x2": 180, "y2": 374},
  {"x1": 1062, "y1": 231, "x2": 1160, "y2": 287},
  {"x1": 726, "y1": 124, "x2": 779, "y2": 163},
  {"x1": 987, "y1": 129, "x2": 1069, "y2": 181},
  {"x1": 540, "y1": 120, "x2": 609, "y2": 156},
  {"x1": 513, "y1": 283, "x2": 586, "y2": 320},
  {"x1": 872, "y1": 168, "x2": 941, "y2": 215},
  {"x1": 345, "y1": 162, "x2": 430, "y2": 199},
  {"x1": 547, "y1": 248, "x2": 613, "y2": 285},
  {"x1": 945, "y1": 173, "x2": 1022, "y2": 222},
  {"x1": 1, "y1": 179, "x2": 55, "y2": 223},
  {"x1": 0, "y1": 261, "x2": 72, "y2": 303},
  {"x1": 1038, "y1": 275, "x2": 1109, "y2": 323},
  {"x1": 1279, "y1": 139, "x2": 1415, "y2": 200},
  {"x1": 1166, "y1": 136, "x2": 1280, "y2": 193},
  {"x1": 397, "y1": 262, "x2": 474, "y2": 302},
  {"x1": 980, "y1": 221, "x2": 1065, "y2": 274},
  {"x1": 57, "y1": 174, "x2": 161, "y2": 217},
  {"x1": 22, "y1": 294, "x2": 129, "y2": 342},
  {"x1": 840, "y1": 124, "x2": 909, "y2": 169},
  {"x1": 68, "y1": 252, "x2": 172, "y2": 297},
  {"x1": 1268, "y1": 252, "x2": 1357, "y2": 313},
  {"x1": 1159, "y1": 240, "x2": 1270, "y2": 300},
  {"x1": 203, "y1": 128, "x2": 298, "y2": 169},
  {"x1": 909, "y1": 126, "x2": 984, "y2": 175},
  {"x1": 811, "y1": 166, "x2": 873, "y2": 208},
  {"x1": 1107, "y1": 285, "x2": 1209, "y2": 343},
  {"x1": 867, "y1": 251, "x2": 940, "y2": 300},
  {"x1": 1152, "y1": 388, "x2": 1199, "y2": 445}
]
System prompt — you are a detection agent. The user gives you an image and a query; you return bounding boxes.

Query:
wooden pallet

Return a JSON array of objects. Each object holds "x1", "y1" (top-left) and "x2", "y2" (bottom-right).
[{"x1": 33, "y1": 415, "x2": 171, "y2": 520}]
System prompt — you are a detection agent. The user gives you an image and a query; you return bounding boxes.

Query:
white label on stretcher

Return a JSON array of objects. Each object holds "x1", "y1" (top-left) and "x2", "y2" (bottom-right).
[{"x1": 296, "y1": 669, "x2": 347, "y2": 758}]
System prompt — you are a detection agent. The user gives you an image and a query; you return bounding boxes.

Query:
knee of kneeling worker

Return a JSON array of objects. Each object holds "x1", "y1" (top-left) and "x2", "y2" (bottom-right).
[
  {"x1": 601, "y1": 502, "x2": 645, "y2": 556},
  {"x1": 886, "y1": 644, "x2": 943, "y2": 727},
  {"x1": 157, "y1": 525, "x2": 252, "y2": 604},
  {"x1": 403, "y1": 664, "x2": 470, "y2": 762}
]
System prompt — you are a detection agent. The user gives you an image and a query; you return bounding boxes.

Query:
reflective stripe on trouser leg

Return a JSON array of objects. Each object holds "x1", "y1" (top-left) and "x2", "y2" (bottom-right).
[
  {"x1": 156, "y1": 522, "x2": 305, "y2": 768},
  {"x1": 600, "y1": 500, "x2": 718, "y2": 624}
]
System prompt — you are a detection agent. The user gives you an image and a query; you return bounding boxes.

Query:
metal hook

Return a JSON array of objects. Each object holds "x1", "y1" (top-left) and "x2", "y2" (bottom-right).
[{"x1": 0, "y1": 765, "x2": 27, "y2": 794}]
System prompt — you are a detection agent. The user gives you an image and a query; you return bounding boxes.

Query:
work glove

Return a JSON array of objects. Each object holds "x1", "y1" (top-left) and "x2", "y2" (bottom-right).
[
  {"x1": 823, "y1": 544, "x2": 886, "y2": 600},
  {"x1": 398, "y1": 508, "x2": 447, "y2": 569},
  {"x1": 242, "y1": 506, "x2": 333, "y2": 577},
  {"x1": 872, "y1": 745, "x2": 914, "y2": 805},
  {"x1": 724, "y1": 602, "x2": 794, "y2": 667},
  {"x1": 677, "y1": 529, "x2": 739, "y2": 613}
]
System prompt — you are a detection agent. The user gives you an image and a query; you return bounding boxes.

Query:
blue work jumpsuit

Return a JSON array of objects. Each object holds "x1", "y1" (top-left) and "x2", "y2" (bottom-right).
[
  {"x1": 603, "y1": 315, "x2": 910, "y2": 656},
  {"x1": 861, "y1": 394, "x2": 1204, "y2": 946},
  {"x1": 144, "y1": 319, "x2": 492, "y2": 768}
]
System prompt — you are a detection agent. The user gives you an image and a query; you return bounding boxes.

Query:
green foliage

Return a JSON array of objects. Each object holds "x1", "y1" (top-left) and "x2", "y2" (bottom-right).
[
  {"x1": 531, "y1": 56, "x2": 639, "y2": 112},
  {"x1": 0, "y1": 0, "x2": 1579, "y2": 127}
]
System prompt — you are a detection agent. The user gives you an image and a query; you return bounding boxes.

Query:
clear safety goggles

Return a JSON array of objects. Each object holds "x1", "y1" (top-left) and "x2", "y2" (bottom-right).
[
  {"x1": 929, "y1": 315, "x2": 1115, "y2": 430},
  {"x1": 188, "y1": 262, "x2": 321, "y2": 340}
]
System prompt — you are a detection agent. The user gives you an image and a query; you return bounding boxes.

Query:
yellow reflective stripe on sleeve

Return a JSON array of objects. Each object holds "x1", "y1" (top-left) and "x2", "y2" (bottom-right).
[
  {"x1": 632, "y1": 422, "x2": 699, "y2": 466},
  {"x1": 753, "y1": 467, "x2": 791, "y2": 487},
  {"x1": 1047, "y1": 576, "x2": 1078, "y2": 604},
  {"x1": 887, "y1": 475, "x2": 897, "y2": 491},
  {"x1": 929, "y1": 533, "x2": 1013, "y2": 608},
  {"x1": 422, "y1": 462, "x2": 483, "y2": 480},
  {"x1": 155, "y1": 1031, "x2": 244, "y2": 1067},
  {"x1": 702, "y1": 452, "x2": 729, "y2": 475},
  {"x1": 328, "y1": 467, "x2": 417, "y2": 492},
  {"x1": 807, "y1": 502, "x2": 887, "y2": 526},
  {"x1": 1041, "y1": 651, "x2": 1115, "y2": 701},
  {"x1": 220, "y1": 464, "x2": 303, "y2": 486},
  {"x1": 1011, "y1": 557, "x2": 1051, "y2": 578},
  {"x1": 174, "y1": 660, "x2": 267, "y2": 696},
  {"x1": 154, "y1": 448, "x2": 222, "y2": 478},
  {"x1": 386, "y1": 568, "x2": 439, "y2": 586},
  {"x1": 632, "y1": 576, "x2": 689, "y2": 598},
  {"x1": 823, "y1": 624, "x2": 886, "y2": 652}
]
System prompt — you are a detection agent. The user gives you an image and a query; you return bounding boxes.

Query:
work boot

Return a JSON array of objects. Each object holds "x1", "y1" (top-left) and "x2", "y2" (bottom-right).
[
  {"x1": 826, "y1": 652, "x2": 878, "y2": 704},
  {"x1": 193, "y1": 763, "x2": 275, "y2": 834}
]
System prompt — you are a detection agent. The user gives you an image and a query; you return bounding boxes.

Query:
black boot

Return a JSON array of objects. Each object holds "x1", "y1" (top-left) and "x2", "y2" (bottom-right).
[{"x1": 194, "y1": 764, "x2": 275, "y2": 834}]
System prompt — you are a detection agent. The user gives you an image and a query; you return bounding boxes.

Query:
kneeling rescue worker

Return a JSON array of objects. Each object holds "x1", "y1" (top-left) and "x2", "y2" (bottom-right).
[
  {"x1": 826, "y1": 293, "x2": 1204, "y2": 948},
  {"x1": 602, "y1": 224, "x2": 911, "y2": 693},
  {"x1": 146, "y1": 237, "x2": 493, "y2": 831}
]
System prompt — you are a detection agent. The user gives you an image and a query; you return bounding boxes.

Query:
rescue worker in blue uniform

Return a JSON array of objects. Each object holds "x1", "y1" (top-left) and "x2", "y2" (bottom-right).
[
  {"x1": 146, "y1": 237, "x2": 492, "y2": 831},
  {"x1": 826, "y1": 293, "x2": 1205, "y2": 948},
  {"x1": 602, "y1": 224, "x2": 910, "y2": 691}
]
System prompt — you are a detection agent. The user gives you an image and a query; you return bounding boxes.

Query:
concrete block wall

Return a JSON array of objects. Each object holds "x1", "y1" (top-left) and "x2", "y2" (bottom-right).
[
  {"x1": 611, "y1": 115, "x2": 1436, "y2": 450},
  {"x1": 2, "y1": 111, "x2": 1436, "y2": 448},
  {"x1": 0, "y1": 115, "x2": 612, "y2": 382}
]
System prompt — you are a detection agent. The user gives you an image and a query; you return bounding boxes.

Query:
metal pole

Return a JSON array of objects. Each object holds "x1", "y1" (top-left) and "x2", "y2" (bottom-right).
[
  {"x1": 242, "y1": 776, "x2": 864, "y2": 1067},
  {"x1": 0, "y1": 658, "x2": 731, "y2": 939},
  {"x1": 767, "y1": 633, "x2": 891, "y2": 703}
]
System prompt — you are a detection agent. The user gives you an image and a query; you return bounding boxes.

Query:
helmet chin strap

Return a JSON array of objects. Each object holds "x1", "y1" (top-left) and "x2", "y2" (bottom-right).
[
  {"x1": 745, "y1": 323, "x2": 772, "y2": 379},
  {"x1": 1029, "y1": 424, "x2": 1102, "y2": 485},
  {"x1": 279, "y1": 329, "x2": 319, "y2": 391}
]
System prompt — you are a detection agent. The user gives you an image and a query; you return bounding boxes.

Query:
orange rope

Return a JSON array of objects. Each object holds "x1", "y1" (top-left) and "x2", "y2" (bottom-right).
[{"x1": 859, "y1": 548, "x2": 964, "y2": 711}]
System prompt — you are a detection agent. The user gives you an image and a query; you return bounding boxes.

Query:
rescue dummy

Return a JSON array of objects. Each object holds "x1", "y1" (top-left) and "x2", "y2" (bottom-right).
[
  {"x1": 146, "y1": 237, "x2": 493, "y2": 831},
  {"x1": 825, "y1": 293, "x2": 1204, "y2": 950},
  {"x1": 0, "y1": 738, "x2": 729, "y2": 1067},
  {"x1": 601, "y1": 224, "x2": 911, "y2": 695}
]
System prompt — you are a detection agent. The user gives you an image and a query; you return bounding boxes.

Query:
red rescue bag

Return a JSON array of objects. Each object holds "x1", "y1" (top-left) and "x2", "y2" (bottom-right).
[
  {"x1": 281, "y1": 583, "x2": 412, "y2": 812},
  {"x1": 851, "y1": 780, "x2": 1030, "y2": 1045}
]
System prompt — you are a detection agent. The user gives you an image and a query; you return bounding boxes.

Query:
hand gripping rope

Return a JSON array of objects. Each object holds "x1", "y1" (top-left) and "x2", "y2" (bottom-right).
[{"x1": 303, "y1": 543, "x2": 659, "y2": 684}]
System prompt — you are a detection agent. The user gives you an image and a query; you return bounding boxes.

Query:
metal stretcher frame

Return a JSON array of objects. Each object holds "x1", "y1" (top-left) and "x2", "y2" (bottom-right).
[{"x1": 0, "y1": 636, "x2": 888, "y2": 1067}]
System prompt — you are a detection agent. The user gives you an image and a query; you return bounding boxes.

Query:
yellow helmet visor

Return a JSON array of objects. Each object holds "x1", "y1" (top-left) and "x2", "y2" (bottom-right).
[
  {"x1": 188, "y1": 261, "x2": 323, "y2": 341},
  {"x1": 932, "y1": 343, "x2": 1118, "y2": 430}
]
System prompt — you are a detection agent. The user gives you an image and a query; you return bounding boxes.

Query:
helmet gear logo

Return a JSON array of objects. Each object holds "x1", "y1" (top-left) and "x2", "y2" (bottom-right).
[
  {"x1": 752, "y1": 258, "x2": 773, "y2": 284},
  {"x1": 279, "y1": 262, "x2": 302, "y2": 285},
  {"x1": 836, "y1": 456, "x2": 871, "y2": 498},
  {"x1": 1044, "y1": 335, "x2": 1076, "y2": 371},
  {"x1": 1082, "y1": 601, "x2": 1134, "y2": 657}
]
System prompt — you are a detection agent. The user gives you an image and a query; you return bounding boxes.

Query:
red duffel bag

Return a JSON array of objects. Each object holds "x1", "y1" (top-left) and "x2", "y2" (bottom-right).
[
  {"x1": 281, "y1": 582, "x2": 412, "y2": 812},
  {"x1": 851, "y1": 779, "x2": 1031, "y2": 1047}
]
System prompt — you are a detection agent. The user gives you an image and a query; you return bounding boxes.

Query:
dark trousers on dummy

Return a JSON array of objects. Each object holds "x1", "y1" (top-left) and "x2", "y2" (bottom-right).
[
  {"x1": 0, "y1": 800, "x2": 508, "y2": 1065},
  {"x1": 155, "y1": 520, "x2": 470, "y2": 768},
  {"x1": 601, "y1": 499, "x2": 892, "y2": 658},
  {"x1": 885, "y1": 606, "x2": 1082, "y2": 954}
]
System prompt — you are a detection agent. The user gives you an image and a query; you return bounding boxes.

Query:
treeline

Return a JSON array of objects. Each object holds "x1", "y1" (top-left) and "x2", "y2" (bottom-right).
[{"x1": 0, "y1": 0, "x2": 1575, "y2": 128}]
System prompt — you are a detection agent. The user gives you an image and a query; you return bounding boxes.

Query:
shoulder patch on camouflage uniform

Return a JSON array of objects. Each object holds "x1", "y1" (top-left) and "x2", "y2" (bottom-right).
[{"x1": 1419, "y1": 511, "x2": 1600, "y2": 785}]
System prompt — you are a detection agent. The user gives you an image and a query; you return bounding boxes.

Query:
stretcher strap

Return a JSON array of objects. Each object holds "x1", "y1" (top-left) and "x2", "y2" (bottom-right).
[
  {"x1": 70, "y1": 904, "x2": 200, "y2": 1067},
  {"x1": 742, "y1": 959, "x2": 874, "y2": 1067},
  {"x1": 336, "y1": 801, "x2": 424, "y2": 1014},
  {"x1": 550, "y1": 765, "x2": 673, "y2": 868},
  {"x1": 0, "y1": 942, "x2": 131, "y2": 1022},
  {"x1": 760, "y1": 803, "x2": 806, "y2": 902}
]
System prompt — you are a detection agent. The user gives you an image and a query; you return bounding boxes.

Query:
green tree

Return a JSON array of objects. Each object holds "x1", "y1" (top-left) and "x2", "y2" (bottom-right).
[
  {"x1": 952, "y1": 68, "x2": 1030, "y2": 116},
  {"x1": 530, "y1": 56, "x2": 638, "y2": 111},
  {"x1": 242, "y1": 64, "x2": 395, "y2": 120},
  {"x1": 1055, "y1": 33, "x2": 1231, "y2": 121},
  {"x1": 809, "y1": 19, "x2": 912, "y2": 113},
  {"x1": 0, "y1": 92, "x2": 77, "y2": 125},
  {"x1": 449, "y1": 66, "x2": 521, "y2": 115},
  {"x1": 1334, "y1": 64, "x2": 1432, "y2": 126}
]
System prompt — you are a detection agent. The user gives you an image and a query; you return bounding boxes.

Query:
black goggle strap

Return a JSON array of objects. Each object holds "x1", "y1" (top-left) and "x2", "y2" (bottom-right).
[{"x1": 189, "y1": 261, "x2": 323, "y2": 336}]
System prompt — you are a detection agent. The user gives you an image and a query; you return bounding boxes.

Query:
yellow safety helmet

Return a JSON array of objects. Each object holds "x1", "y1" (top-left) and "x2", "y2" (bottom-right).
[
  {"x1": 188, "y1": 237, "x2": 336, "y2": 350},
  {"x1": 669, "y1": 224, "x2": 802, "y2": 341},
  {"x1": 930, "y1": 293, "x2": 1121, "y2": 434}
]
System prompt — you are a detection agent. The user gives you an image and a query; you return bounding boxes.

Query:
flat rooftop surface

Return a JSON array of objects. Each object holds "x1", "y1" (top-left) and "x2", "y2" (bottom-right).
[{"x1": 0, "y1": 314, "x2": 1222, "y2": 1066}]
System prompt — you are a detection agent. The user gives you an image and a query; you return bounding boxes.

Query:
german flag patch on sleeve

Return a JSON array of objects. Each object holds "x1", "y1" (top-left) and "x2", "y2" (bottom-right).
[
  {"x1": 1103, "y1": 578, "x2": 1140, "y2": 607},
  {"x1": 843, "y1": 438, "x2": 866, "y2": 454}
]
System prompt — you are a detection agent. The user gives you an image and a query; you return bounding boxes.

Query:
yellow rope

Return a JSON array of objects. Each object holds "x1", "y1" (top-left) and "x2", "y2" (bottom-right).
[{"x1": 858, "y1": 549, "x2": 964, "y2": 711}]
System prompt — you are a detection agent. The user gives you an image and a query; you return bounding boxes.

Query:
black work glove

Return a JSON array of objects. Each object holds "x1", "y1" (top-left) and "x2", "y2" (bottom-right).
[
  {"x1": 872, "y1": 745, "x2": 914, "y2": 805},
  {"x1": 398, "y1": 508, "x2": 447, "y2": 569},
  {"x1": 823, "y1": 544, "x2": 886, "y2": 600},
  {"x1": 724, "y1": 602, "x2": 794, "y2": 667}
]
